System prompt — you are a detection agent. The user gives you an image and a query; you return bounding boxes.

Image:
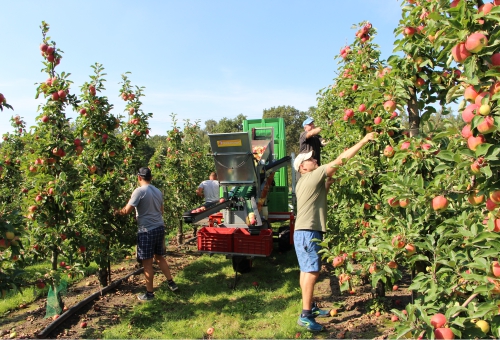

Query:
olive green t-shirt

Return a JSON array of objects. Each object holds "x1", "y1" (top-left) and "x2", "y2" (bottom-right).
[{"x1": 295, "y1": 165, "x2": 328, "y2": 233}]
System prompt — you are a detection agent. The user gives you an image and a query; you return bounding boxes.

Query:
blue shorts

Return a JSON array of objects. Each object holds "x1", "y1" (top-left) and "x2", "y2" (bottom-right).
[
  {"x1": 137, "y1": 226, "x2": 166, "y2": 260},
  {"x1": 294, "y1": 230, "x2": 323, "y2": 273}
]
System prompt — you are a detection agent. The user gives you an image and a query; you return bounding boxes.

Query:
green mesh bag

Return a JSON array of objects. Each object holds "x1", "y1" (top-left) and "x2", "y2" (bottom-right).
[{"x1": 45, "y1": 279, "x2": 68, "y2": 318}]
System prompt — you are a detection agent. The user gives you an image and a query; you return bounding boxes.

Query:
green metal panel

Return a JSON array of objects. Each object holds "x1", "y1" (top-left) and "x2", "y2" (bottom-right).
[
  {"x1": 273, "y1": 139, "x2": 287, "y2": 186},
  {"x1": 267, "y1": 186, "x2": 289, "y2": 212},
  {"x1": 244, "y1": 118, "x2": 288, "y2": 187},
  {"x1": 243, "y1": 118, "x2": 285, "y2": 141}
]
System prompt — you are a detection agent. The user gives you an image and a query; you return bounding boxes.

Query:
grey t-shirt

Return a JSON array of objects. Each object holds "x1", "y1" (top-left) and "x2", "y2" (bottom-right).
[
  {"x1": 128, "y1": 184, "x2": 164, "y2": 232},
  {"x1": 295, "y1": 165, "x2": 328, "y2": 233},
  {"x1": 198, "y1": 180, "x2": 220, "y2": 204}
]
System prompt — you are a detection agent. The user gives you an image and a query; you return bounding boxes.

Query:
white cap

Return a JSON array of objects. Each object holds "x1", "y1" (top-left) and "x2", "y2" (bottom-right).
[{"x1": 294, "y1": 151, "x2": 314, "y2": 172}]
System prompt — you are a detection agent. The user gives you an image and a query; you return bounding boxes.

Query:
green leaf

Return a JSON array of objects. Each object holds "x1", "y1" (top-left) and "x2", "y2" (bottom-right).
[{"x1": 435, "y1": 150, "x2": 455, "y2": 162}]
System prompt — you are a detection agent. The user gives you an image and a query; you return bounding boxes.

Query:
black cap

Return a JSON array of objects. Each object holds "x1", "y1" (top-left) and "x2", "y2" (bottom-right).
[{"x1": 137, "y1": 167, "x2": 152, "y2": 180}]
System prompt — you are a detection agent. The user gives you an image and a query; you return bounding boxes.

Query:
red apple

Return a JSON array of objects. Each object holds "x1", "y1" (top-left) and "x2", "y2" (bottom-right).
[
  {"x1": 399, "y1": 198, "x2": 410, "y2": 208},
  {"x1": 405, "y1": 243, "x2": 416, "y2": 255},
  {"x1": 479, "y1": 2, "x2": 494, "y2": 14},
  {"x1": 404, "y1": 27, "x2": 416, "y2": 37},
  {"x1": 468, "y1": 191, "x2": 484, "y2": 205},
  {"x1": 415, "y1": 77, "x2": 426, "y2": 87},
  {"x1": 462, "y1": 104, "x2": 479, "y2": 123},
  {"x1": 392, "y1": 235, "x2": 405, "y2": 248},
  {"x1": 388, "y1": 197, "x2": 400, "y2": 208},
  {"x1": 434, "y1": 328, "x2": 454, "y2": 340},
  {"x1": 491, "y1": 53, "x2": 500, "y2": 68},
  {"x1": 383, "y1": 100, "x2": 396, "y2": 111},
  {"x1": 344, "y1": 108, "x2": 354, "y2": 118},
  {"x1": 57, "y1": 90, "x2": 66, "y2": 99},
  {"x1": 486, "y1": 198, "x2": 498, "y2": 211},
  {"x1": 432, "y1": 196, "x2": 449, "y2": 211},
  {"x1": 431, "y1": 313, "x2": 447, "y2": 329},
  {"x1": 451, "y1": 42, "x2": 471, "y2": 63},
  {"x1": 464, "y1": 86, "x2": 479, "y2": 102},
  {"x1": 492, "y1": 261, "x2": 500, "y2": 277},
  {"x1": 461, "y1": 124, "x2": 472, "y2": 139},
  {"x1": 467, "y1": 135, "x2": 485, "y2": 151},
  {"x1": 477, "y1": 116, "x2": 495, "y2": 134},
  {"x1": 401, "y1": 141, "x2": 411, "y2": 150},
  {"x1": 332, "y1": 256, "x2": 344, "y2": 268},
  {"x1": 358, "y1": 103, "x2": 366, "y2": 112},
  {"x1": 384, "y1": 145, "x2": 395, "y2": 158},
  {"x1": 475, "y1": 92, "x2": 490, "y2": 106},
  {"x1": 465, "y1": 32, "x2": 488, "y2": 53},
  {"x1": 490, "y1": 190, "x2": 500, "y2": 203},
  {"x1": 388, "y1": 261, "x2": 398, "y2": 269}
]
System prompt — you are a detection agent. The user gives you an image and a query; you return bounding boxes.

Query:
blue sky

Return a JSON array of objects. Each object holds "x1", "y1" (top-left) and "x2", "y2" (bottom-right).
[{"x1": 0, "y1": 1, "x2": 403, "y2": 137}]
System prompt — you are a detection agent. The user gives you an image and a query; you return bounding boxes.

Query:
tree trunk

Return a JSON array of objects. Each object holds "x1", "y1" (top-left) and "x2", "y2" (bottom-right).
[
  {"x1": 51, "y1": 249, "x2": 59, "y2": 271},
  {"x1": 177, "y1": 219, "x2": 184, "y2": 245},
  {"x1": 407, "y1": 86, "x2": 420, "y2": 137}
]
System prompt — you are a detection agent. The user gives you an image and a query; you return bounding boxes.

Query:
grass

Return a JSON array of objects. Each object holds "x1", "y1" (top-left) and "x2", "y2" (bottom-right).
[
  {"x1": 101, "y1": 249, "x2": 320, "y2": 339},
  {"x1": 0, "y1": 260, "x2": 100, "y2": 315}
]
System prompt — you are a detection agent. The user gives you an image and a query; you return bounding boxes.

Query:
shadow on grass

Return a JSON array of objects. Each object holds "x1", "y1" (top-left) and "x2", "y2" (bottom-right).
[{"x1": 107, "y1": 245, "x2": 303, "y2": 338}]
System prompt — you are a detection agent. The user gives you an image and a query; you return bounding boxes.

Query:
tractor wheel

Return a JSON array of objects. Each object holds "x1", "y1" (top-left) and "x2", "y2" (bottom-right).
[
  {"x1": 278, "y1": 226, "x2": 292, "y2": 252},
  {"x1": 232, "y1": 256, "x2": 252, "y2": 273}
]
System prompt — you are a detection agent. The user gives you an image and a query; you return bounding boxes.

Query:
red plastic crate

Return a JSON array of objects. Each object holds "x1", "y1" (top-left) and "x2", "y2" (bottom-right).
[
  {"x1": 233, "y1": 228, "x2": 273, "y2": 256},
  {"x1": 197, "y1": 227, "x2": 235, "y2": 252}
]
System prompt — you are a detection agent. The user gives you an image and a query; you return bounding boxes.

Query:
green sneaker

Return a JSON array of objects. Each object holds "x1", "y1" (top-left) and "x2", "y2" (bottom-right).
[
  {"x1": 311, "y1": 302, "x2": 330, "y2": 318},
  {"x1": 297, "y1": 315, "x2": 324, "y2": 332}
]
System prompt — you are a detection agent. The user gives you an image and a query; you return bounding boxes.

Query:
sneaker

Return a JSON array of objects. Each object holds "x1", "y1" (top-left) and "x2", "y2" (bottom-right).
[
  {"x1": 297, "y1": 315, "x2": 324, "y2": 332},
  {"x1": 137, "y1": 293, "x2": 154, "y2": 301},
  {"x1": 167, "y1": 280, "x2": 178, "y2": 291},
  {"x1": 311, "y1": 302, "x2": 330, "y2": 318}
]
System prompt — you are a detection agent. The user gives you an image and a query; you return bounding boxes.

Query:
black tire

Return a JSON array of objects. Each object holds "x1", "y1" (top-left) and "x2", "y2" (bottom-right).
[
  {"x1": 278, "y1": 226, "x2": 292, "y2": 252},
  {"x1": 232, "y1": 256, "x2": 252, "y2": 273}
]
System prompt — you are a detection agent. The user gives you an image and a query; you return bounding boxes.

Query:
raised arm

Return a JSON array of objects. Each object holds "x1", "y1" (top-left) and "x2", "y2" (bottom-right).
[
  {"x1": 306, "y1": 127, "x2": 322, "y2": 139},
  {"x1": 325, "y1": 132, "x2": 377, "y2": 177}
]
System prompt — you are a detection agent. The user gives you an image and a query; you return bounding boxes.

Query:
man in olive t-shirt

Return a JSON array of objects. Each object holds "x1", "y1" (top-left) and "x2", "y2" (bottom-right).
[{"x1": 293, "y1": 132, "x2": 377, "y2": 332}]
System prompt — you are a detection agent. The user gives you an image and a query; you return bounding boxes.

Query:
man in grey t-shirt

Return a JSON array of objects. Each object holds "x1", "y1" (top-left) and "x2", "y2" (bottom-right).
[
  {"x1": 196, "y1": 172, "x2": 220, "y2": 206},
  {"x1": 115, "y1": 167, "x2": 178, "y2": 300}
]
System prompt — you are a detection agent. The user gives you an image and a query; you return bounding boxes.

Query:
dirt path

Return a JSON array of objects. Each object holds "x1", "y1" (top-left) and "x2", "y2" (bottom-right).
[{"x1": 0, "y1": 243, "x2": 411, "y2": 339}]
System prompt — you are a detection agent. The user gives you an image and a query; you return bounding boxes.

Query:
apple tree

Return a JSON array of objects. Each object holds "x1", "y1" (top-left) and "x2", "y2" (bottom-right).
[
  {"x1": 21, "y1": 22, "x2": 84, "y2": 303},
  {"x1": 149, "y1": 114, "x2": 213, "y2": 238},
  {"x1": 0, "y1": 105, "x2": 27, "y2": 295},
  {"x1": 316, "y1": 0, "x2": 500, "y2": 338},
  {"x1": 72, "y1": 64, "x2": 137, "y2": 286}
]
